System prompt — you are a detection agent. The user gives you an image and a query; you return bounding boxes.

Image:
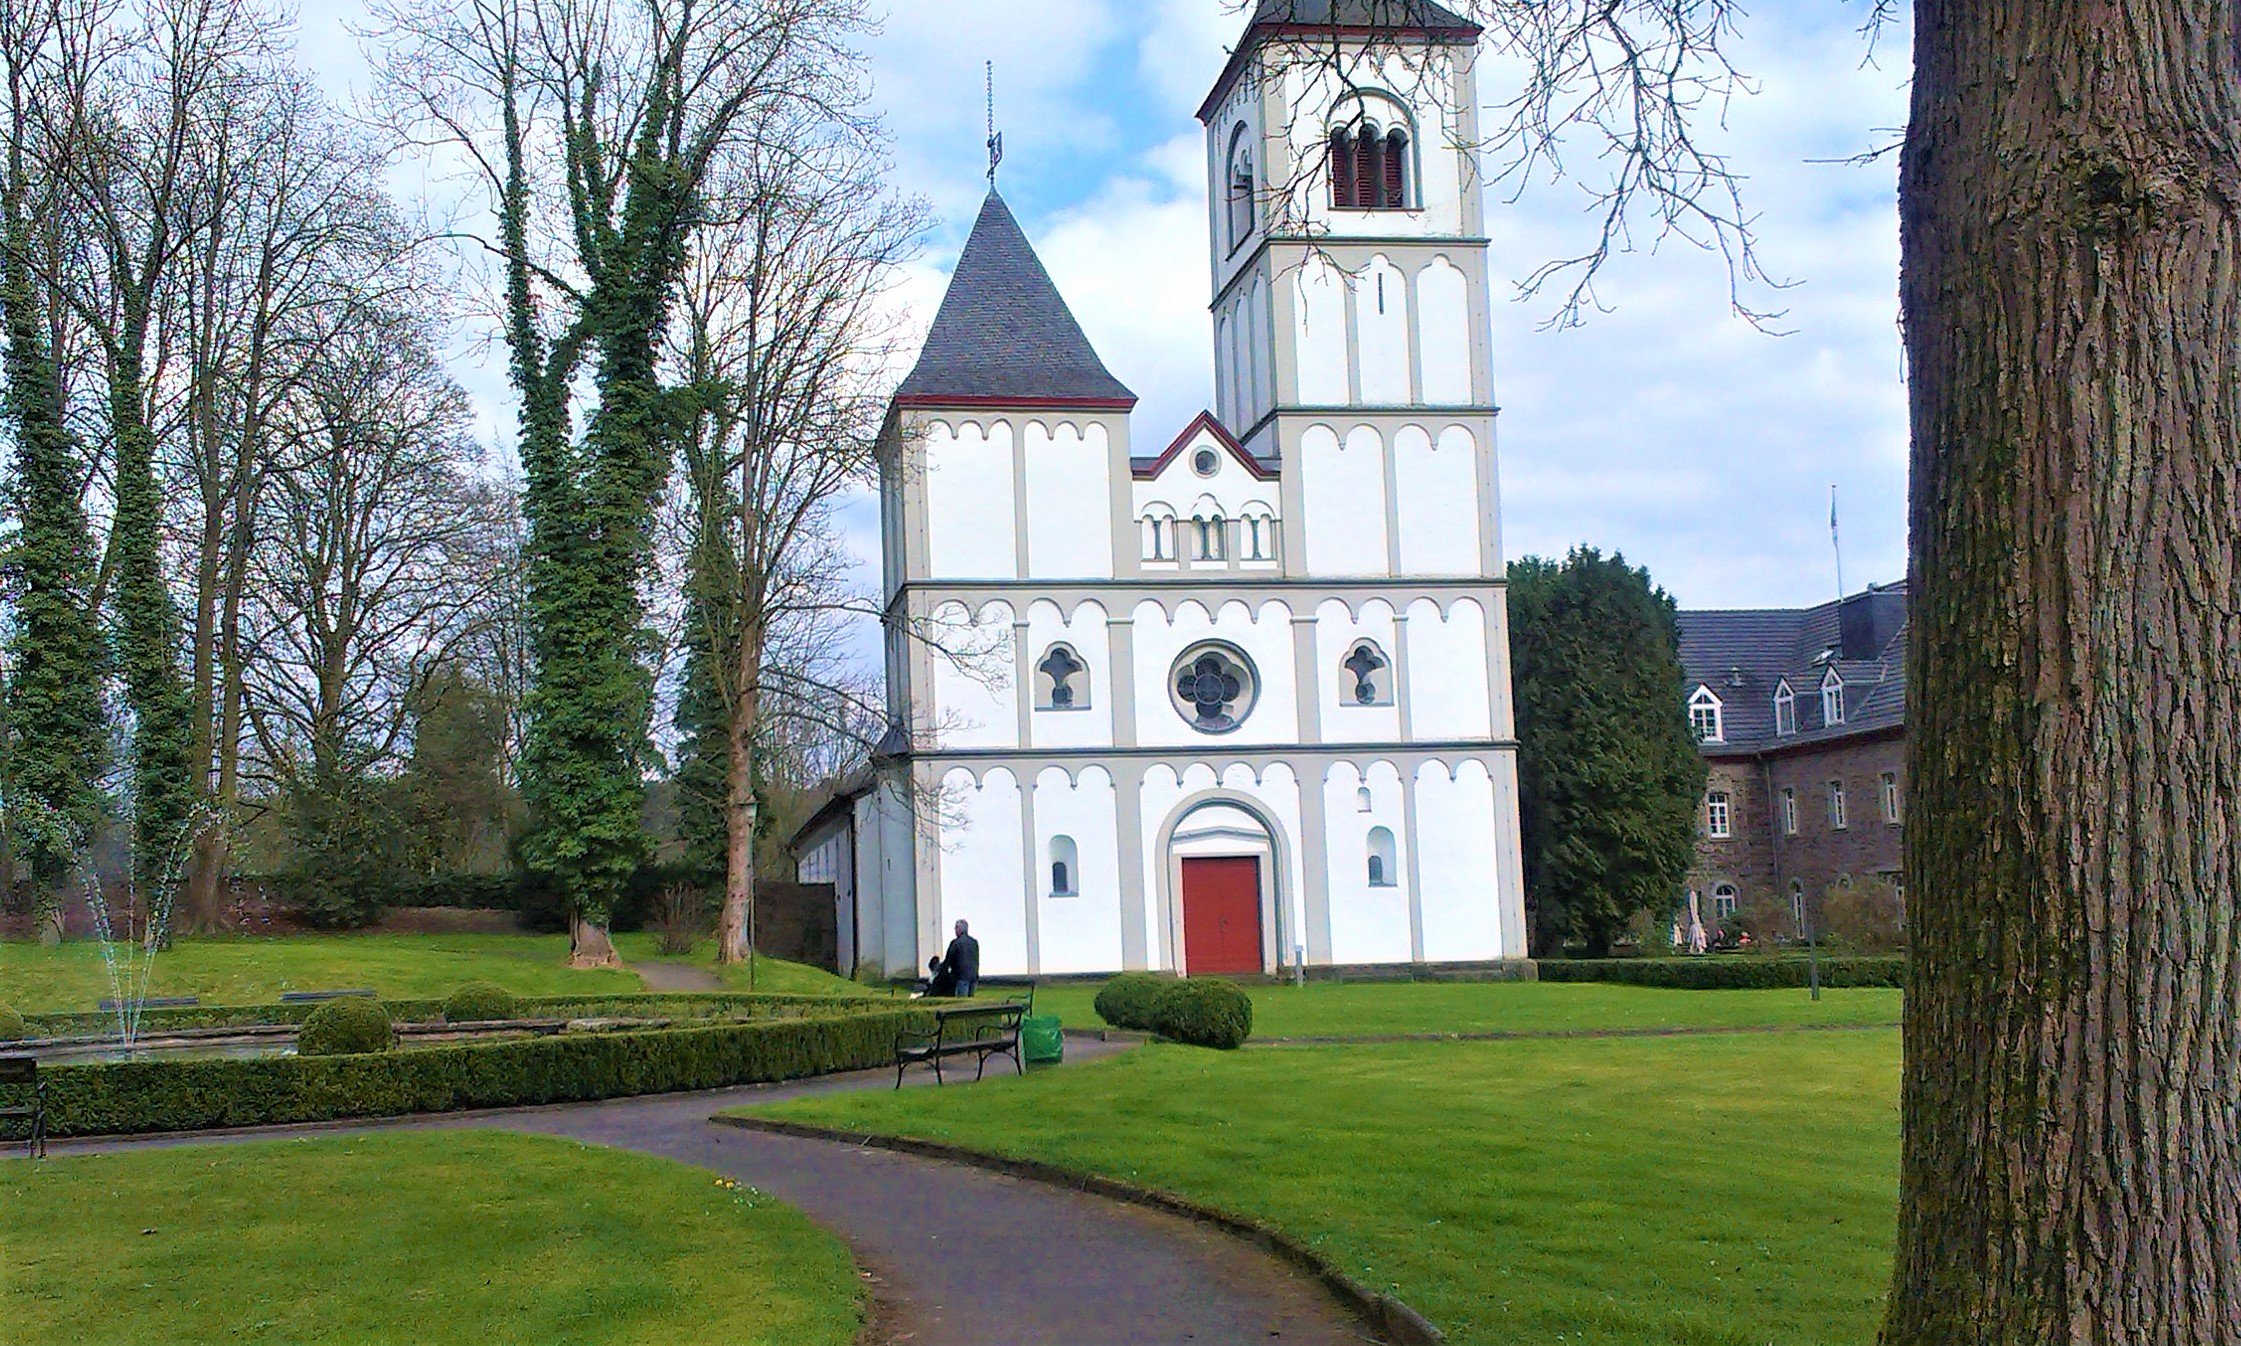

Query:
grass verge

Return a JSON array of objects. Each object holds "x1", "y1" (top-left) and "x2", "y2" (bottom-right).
[
  {"x1": 741, "y1": 1032, "x2": 1901, "y2": 1346},
  {"x1": 0, "y1": 1130, "x2": 859, "y2": 1345}
]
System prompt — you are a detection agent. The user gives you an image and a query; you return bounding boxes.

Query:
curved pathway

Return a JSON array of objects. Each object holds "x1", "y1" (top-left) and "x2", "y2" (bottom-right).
[
  {"x1": 629, "y1": 958, "x2": 725, "y2": 992},
  {"x1": 57, "y1": 1043, "x2": 1375, "y2": 1346}
]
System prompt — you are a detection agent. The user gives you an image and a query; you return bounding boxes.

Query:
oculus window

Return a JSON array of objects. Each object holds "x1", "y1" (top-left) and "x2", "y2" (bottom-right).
[{"x1": 1169, "y1": 642, "x2": 1258, "y2": 734}]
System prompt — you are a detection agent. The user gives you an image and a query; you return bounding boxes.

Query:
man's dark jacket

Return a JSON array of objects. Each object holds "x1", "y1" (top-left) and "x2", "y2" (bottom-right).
[{"x1": 941, "y1": 933, "x2": 980, "y2": 984}]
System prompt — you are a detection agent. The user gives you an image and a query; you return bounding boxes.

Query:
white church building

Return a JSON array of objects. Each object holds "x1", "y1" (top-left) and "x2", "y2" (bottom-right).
[{"x1": 795, "y1": 0, "x2": 1528, "y2": 980}]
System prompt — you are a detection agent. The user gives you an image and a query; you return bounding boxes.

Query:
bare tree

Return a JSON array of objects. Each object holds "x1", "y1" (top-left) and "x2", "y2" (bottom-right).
[
  {"x1": 237, "y1": 305, "x2": 504, "y2": 794},
  {"x1": 666, "y1": 115, "x2": 919, "y2": 966}
]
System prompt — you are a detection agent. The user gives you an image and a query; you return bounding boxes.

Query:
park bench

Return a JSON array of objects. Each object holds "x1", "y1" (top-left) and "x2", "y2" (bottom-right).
[
  {"x1": 279, "y1": 989, "x2": 377, "y2": 1003},
  {"x1": 895, "y1": 1000, "x2": 1027, "y2": 1088},
  {"x1": 1, "y1": 1057, "x2": 45, "y2": 1160}
]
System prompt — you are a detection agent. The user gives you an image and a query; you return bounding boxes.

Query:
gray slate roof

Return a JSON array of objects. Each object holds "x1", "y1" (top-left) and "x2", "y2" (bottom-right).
[
  {"x1": 1245, "y1": 0, "x2": 1478, "y2": 31},
  {"x1": 1678, "y1": 583, "x2": 1908, "y2": 754},
  {"x1": 894, "y1": 191, "x2": 1135, "y2": 407}
]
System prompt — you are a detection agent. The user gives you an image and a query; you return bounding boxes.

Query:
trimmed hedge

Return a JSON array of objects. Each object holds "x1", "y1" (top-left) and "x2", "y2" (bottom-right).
[
  {"x1": 23, "y1": 991, "x2": 881, "y2": 1041},
  {"x1": 1536, "y1": 955, "x2": 1907, "y2": 990},
  {"x1": 1150, "y1": 979, "x2": 1254, "y2": 1049},
  {"x1": 38, "y1": 1008, "x2": 929, "y2": 1139},
  {"x1": 444, "y1": 982, "x2": 522, "y2": 1023},
  {"x1": 1092, "y1": 973, "x2": 1170, "y2": 1031},
  {"x1": 297, "y1": 998, "x2": 397, "y2": 1056},
  {"x1": 0, "y1": 1003, "x2": 23, "y2": 1041}
]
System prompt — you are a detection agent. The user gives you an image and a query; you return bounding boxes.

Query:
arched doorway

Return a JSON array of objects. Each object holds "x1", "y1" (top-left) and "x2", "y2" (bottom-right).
[{"x1": 1165, "y1": 799, "x2": 1278, "y2": 975}]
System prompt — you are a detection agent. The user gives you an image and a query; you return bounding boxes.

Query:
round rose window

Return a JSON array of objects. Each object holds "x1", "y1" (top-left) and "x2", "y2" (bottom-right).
[{"x1": 1169, "y1": 642, "x2": 1258, "y2": 733}]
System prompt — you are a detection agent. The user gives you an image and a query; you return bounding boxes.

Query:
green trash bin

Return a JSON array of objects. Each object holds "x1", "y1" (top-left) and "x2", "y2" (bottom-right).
[{"x1": 1021, "y1": 1014, "x2": 1064, "y2": 1065}]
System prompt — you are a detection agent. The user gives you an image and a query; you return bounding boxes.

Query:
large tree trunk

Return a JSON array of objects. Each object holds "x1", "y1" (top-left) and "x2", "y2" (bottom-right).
[
  {"x1": 569, "y1": 913, "x2": 619, "y2": 969},
  {"x1": 717, "y1": 624, "x2": 763, "y2": 967},
  {"x1": 1885, "y1": 5, "x2": 2241, "y2": 1342}
]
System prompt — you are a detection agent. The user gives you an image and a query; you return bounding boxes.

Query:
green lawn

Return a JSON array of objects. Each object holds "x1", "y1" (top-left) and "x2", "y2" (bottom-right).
[
  {"x1": 1001, "y1": 977, "x2": 1902, "y2": 1038},
  {"x1": 610, "y1": 933, "x2": 875, "y2": 997},
  {"x1": 0, "y1": 933, "x2": 647, "y2": 1012},
  {"x1": 746, "y1": 1032, "x2": 1901, "y2": 1346},
  {"x1": 0, "y1": 1130, "x2": 859, "y2": 1345}
]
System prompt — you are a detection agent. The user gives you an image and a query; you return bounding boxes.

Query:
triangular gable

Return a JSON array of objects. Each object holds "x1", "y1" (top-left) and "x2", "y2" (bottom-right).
[{"x1": 1131, "y1": 411, "x2": 1279, "y2": 481}]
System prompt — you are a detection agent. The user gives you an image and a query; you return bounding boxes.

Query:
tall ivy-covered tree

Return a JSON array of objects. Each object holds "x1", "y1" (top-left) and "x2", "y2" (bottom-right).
[
  {"x1": 1508, "y1": 548, "x2": 1704, "y2": 958},
  {"x1": 0, "y1": 0, "x2": 107, "y2": 927},
  {"x1": 374, "y1": 0, "x2": 873, "y2": 965}
]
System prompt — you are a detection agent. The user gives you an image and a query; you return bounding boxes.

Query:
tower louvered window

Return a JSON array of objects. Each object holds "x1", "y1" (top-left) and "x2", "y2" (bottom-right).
[{"x1": 1330, "y1": 123, "x2": 1411, "y2": 209}]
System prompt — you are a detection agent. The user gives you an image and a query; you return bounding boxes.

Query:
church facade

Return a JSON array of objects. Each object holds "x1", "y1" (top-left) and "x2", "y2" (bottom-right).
[{"x1": 800, "y1": 1, "x2": 1528, "y2": 980}]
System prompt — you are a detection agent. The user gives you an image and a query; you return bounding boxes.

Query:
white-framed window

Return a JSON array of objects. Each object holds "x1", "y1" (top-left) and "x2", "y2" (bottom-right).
[
  {"x1": 1774, "y1": 680, "x2": 1797, "y2": 736},
  {"x1": 1779, "y1": 787, "x2": 1798, "y2": 836},
  {"x1": 1329, "y1": 102, "x2": 1414, "y2": 210},
  {"x1": 1142, "y1": 512, "x2": 1175, "y2": 561},
  {"x1": 1225, "y1": 123, "x2": 1256, "y2": 250},
  {"x1": 1821, "y1": 668, "x2": 1845, "y2": 726},
  {"x1": 1790, "y1": 879, "x2": 1807, "y2": 927},
  {"x1": 1828, "y1": 780, "x2": 1849, "y2": 830},
  {"x1": 1706, "y1": 790, "x2": 1731, "y2": 840},
  {"x1": 1366, "y1": 826, "x2": 1398, "y2": 887},
  {"x1": 1688, "y1": 686, "x2": 1724, "y2": 743},
  {"x1": 1241, "y1": 510, "x2": 1276, "y2": 561},
  {"x1": 1049, "y1": 835, "x2": 1079, "y2": 897},
  {"x1": 1712, "y1": 883, "x2": 1738, "y2": 922},
  {"x1": 1340, "y1": 640, "x2": 1393, "y2": 706},
  {"x1": 1192, "y1": 516, "x2": 1226, "y2": 561},
  {"x1": 1882, "y1": 771, "x2": 1901, "y2": 824},
  {"x1": 1035, "y1": 644, "x2": 1089, "y2": 711}
]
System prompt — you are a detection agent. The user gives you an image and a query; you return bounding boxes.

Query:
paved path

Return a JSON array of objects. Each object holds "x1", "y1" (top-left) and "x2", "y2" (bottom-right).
[
  {"x1": 58, "y1": 1044, "x2": 1375, "y2": 1346},
  {"x1": 629, "y1": 958, "x2": 725, "y2": 992}
]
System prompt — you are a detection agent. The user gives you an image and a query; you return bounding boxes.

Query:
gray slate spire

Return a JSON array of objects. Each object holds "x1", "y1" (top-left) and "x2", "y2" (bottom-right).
[
  {"x1": 894, "y1": 191, "x2": 1135, "y2": 408},
  {"x1": 1244, "y1": 0, "x2": 1478, "y2": 31}
]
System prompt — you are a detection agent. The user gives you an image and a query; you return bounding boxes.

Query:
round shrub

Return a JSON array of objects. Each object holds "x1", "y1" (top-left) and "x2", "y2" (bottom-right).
[
  {"x1": 1150, "y1": 978, "x2": 1253, "y2": 1050},
  {"x1": 444, "y1": 981, "x2": 522, "y2": 1023},
  {"x1": 296, "y1": 998, "x2": 396, "y2": 1056},
  {"x1": 1092, "y1": 973, "x2": 1170, "y2": 1031},
  {"x1": 0, "y1": 1004, "x2": 25, "y2": 1042}
]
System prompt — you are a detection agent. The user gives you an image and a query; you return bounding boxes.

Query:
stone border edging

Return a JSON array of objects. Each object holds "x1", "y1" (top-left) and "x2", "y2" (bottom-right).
[{"x1": 712, "y1": 1113, "x2": 1444, "y2": 1346}]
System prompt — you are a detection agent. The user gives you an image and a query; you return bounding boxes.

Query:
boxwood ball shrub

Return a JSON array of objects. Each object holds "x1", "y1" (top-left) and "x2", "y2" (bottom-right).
[
  {"x1": 1093, "y1": 973, "x2": 1170, "y2": 1031},
  {"x1": 1151, "y1": 978, "x2": 1253, "y2": 1049},
  {"x1": 0, "y1": 1003, "x2": 24, "y2": 1041},
  {"x1": 297, "y1": 998, "x2": 396, "y2": 1056},
  {"x1": 444, "y1": 982, "x2": 523, "y2": 1023}
]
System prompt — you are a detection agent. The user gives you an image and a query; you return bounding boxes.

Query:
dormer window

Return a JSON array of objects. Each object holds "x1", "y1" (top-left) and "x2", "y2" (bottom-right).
[
  {"x1": 1688, "y1": 686, "x2": 1724, "y2": 743},
  {"x1": 1821, "y1": 668, "x2": 1845, "y2": 726},
  {"x1": 1773, "y1": 680, "x2": 1797, "y2": 736}
]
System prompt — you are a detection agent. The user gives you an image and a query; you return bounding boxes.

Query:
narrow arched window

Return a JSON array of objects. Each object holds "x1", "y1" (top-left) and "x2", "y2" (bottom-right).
[
  {"x1": 1227, "y1": 125, "x2": 1255, "y2": 249},
  {"x1": 1367, "y1": 826, "x2": 1398, "y2": 887},
  {"x1": 1330, "y1": 127, "x2": 1357, "y2": 207},
  {"x1": 1049, "y1": 835, "x2": 1079, "y2": 896},
  {"x1": 1193, "y1": 516, "x2": 1226, "y2": 561},
  {"x1": 1356, "y1": 125, "x2": 1381, "y2": 208},
  {"x1": 1381, "y1": 127, "x2": 1409, "y2": 207},
  {"x1": 1356, "y1": 785, "x2": 1374, "y2": 813}
]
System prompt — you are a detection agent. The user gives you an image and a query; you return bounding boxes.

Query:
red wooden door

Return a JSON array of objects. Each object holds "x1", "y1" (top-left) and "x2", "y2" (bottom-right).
[{"x1": 1181, "y1": 857, "x2": 1262, "y2": 975}]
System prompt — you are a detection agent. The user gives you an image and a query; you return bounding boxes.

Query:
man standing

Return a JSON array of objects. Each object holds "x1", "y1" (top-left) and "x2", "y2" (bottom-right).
[{"x1": 940, "y1": 919, "x2": 980, "y2": 998}]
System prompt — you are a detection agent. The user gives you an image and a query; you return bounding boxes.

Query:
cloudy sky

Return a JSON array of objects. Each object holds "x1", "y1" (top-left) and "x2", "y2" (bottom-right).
[{"x1": 300, "y1": 0, "x2": 1913, "y2": 613}]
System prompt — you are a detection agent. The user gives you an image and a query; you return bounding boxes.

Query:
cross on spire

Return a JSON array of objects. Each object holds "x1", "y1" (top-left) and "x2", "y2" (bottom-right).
[{"x1": 985, "y1": 61, "x2": 1003, "y2": 184}]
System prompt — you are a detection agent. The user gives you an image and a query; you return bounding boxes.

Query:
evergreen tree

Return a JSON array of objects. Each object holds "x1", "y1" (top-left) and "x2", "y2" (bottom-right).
[
  {"x1": 670, "y1": 597, "x2": 729, "y2": 886},
  {"x1": 1, "y1": 163, "x2": 107, "y2": 907},
  {"x1": 1508, "y1": 548, "x2": 1705, "y2": 958}
]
